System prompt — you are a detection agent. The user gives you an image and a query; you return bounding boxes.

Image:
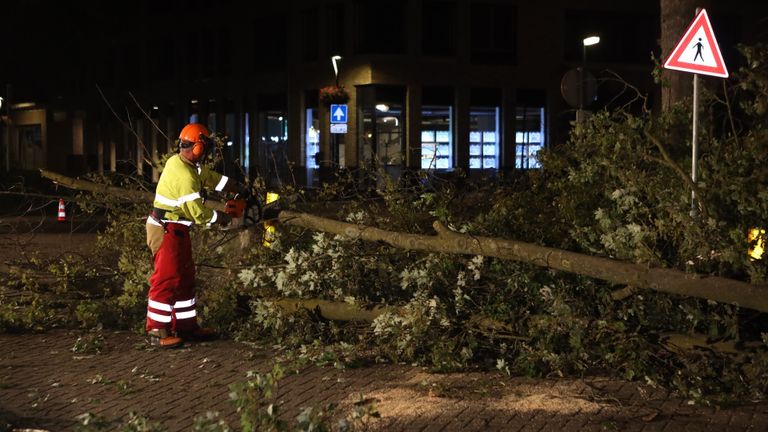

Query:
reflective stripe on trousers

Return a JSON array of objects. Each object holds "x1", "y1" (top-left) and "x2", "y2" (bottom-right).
[{"x1": 146, "y1": 223, "x2": 198, "y2": 332}]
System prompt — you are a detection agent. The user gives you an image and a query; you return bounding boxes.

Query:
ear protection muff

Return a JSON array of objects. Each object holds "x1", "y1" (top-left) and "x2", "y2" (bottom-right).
[{"x1": 191, "y1": 141, "x2": 206, "y2": 159}]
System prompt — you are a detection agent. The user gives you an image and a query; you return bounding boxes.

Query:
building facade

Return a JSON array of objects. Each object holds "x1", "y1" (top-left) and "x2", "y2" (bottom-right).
[{"x1": 1, "y1": 0, "x2": 763, "y2": 187}]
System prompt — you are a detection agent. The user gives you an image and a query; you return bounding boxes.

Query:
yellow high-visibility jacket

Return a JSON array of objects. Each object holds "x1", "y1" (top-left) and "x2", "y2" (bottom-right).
[{"x1": 149, "y1": 154, "x2": 229, "y2": 226}]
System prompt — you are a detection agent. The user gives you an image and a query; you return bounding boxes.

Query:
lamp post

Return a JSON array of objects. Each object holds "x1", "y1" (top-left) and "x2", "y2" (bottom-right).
[
  {"x1": 329, "y1": 55, "x2": 343, "y2": 172},
  {"x1": 579, "y1": 35, "x2": 600, "y2": 122}
]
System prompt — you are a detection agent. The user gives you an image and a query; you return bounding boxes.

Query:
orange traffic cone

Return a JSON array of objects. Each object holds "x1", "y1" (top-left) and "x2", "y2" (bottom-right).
[{"x1": 57, "y1": 199, "x2": 66, "y2": 222}]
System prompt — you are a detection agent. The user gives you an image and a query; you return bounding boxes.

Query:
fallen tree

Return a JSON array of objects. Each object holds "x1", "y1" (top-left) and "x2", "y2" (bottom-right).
[
  {"x1": 40, "y1": 169, "x2": 226, "y2": 212},
  {"x1": 39, "y1": 169, "x2": 768, "y2": 314}
]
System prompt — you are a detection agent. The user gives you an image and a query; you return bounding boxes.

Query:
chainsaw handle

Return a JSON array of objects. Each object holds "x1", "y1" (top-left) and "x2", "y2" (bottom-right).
[{"x1": 243, "y1": 195, "x2": 263, "y2": 227}]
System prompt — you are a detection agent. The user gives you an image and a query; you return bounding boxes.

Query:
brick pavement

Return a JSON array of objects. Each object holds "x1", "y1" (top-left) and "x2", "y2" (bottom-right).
[{"x1": 1, "y1": 330, "x2": 767, "y2": 431}]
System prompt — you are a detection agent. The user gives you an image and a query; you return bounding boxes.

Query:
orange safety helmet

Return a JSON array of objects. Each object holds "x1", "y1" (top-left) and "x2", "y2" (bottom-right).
[{"x1": 178, "y1": 123, "x2": 211, "y2": 162}]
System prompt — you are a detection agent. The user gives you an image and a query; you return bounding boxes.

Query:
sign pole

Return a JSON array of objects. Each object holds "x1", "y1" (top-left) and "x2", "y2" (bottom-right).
[
  {"x1": 690, "y1": 7, "x2": 702, "y2": 218},
  {"x1": 691, "y1": 72, "x2": 699, "y2": 217},
  {"x1": 662, "y1": 7, "x2": 728, "y2": 217}
]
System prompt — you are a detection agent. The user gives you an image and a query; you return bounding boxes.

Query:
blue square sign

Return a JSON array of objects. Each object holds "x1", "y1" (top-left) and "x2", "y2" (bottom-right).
[{"x1": 330, "y1": 104, "x2": 348, "y2": 124}]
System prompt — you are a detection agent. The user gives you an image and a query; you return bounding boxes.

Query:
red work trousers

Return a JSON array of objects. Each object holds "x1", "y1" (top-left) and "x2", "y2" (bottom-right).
[{"x1": 146, "y1": 223, "x2": 199, "y2": 333}]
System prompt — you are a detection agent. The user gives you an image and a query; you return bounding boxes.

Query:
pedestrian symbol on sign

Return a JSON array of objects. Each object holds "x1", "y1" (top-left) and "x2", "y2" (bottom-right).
[{"x1": 692, "y1": 38, "x2": 704, "y2": 62}]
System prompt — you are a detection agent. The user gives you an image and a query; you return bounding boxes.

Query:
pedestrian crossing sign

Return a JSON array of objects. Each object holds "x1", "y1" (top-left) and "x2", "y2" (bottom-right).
[{"x1": 663, "y1": 8, "x2": 728, "y2": 78}]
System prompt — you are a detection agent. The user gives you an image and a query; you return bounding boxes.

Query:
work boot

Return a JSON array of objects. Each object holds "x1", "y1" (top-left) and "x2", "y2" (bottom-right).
[
  {"x1": 177, "y1": 327, "x2": 218, "y2": 342},
  {"x1": 147, "y1": 328, "x2": 183, "y2": 348}
]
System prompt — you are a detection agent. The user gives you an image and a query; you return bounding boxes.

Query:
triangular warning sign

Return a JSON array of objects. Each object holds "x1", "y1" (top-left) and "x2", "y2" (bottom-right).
[{"x1": 663, "y1": 9, "x2": 729, "y2": 78}]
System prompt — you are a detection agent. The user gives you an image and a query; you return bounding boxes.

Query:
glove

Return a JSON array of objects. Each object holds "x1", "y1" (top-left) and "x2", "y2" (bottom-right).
[
  {"x1": 239, "y1": 185, "x2": 252, "y2": 199},
  {"x1": 262, "y1": 207, "x2": 281, "y2": 220},
  {"x1": 216, "y1": 210, "x2": 232, "y2": 227}
]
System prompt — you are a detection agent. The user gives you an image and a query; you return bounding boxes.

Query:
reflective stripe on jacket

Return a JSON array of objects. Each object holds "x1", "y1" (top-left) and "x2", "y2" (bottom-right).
[{"x1": 153, "y1": 154, "x2": 229, "y2": 226}]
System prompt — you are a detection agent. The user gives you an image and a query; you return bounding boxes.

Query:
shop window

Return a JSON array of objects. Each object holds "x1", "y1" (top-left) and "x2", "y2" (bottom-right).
[
  {"x1": 16, "y1": 124, "x2": 43, "y2": 170},
  {"x1": 207, "y1": 100, "x2": 217, "y2": 132},
  {"x1": 421, "y1": 106, "x2": 453, "y2": 170},
  {"x1": 260, "y1": 111, "x2": 288, "y2": 189},
  {"x1": 469, "y1": 107, "x2": 499, "y2": 169},
  {"x1": 423, "y1": 1, "x2": 456, "y2": 56},
  {"x1": 360, "y1": 104, "x2": 403, "y2": 166},
  {"x1": 357, "y1": 85, "x2": 405, "y2": 179},
  {"x1": 515, "y1": 106, "x2": 544, "y2": 169},
  {"x1": 470, "y1": 2, "x2": 517, "y2": 64},
  {"x1": 306, "y1": 108, "x2": 320, "y2": 170},
  {"x1": 244, "y1": 112, "x2": 250, "y2": 175},
  {"x1": 189, "y1": 99, "x2": 200, "y2": 124}
]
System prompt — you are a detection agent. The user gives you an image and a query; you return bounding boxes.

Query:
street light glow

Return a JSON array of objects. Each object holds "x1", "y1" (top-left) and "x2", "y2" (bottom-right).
[
  {"x1": 583, "y1": 36, "x2": 600, "y2": 46},
  {"x1": 331, "y1": 55, "x2": 342, "y2": 79}
]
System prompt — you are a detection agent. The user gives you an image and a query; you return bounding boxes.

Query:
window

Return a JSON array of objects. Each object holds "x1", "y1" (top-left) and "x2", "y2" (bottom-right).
[
  {"x1": 306, "y1": 108, "x2": 320, "y2": 170},
  {"x1": 244, "y1": 112, "x2": 250, "y2": 175},
  {"x1": 470, "y1": 2, "x2": 517, "y2": 64},
  {"x1": 357, "y1": 85, "x2": 405, "y2": 178},
  {"x1": 201, "y1": 31, "x2": 216, "y2": 78},
  {"x1": 149, "y1": 36, "x2": 173, "y2": 81},
  {"x1": 469, "y1": 107, "x2": 499, "y2": 169},
  {"x1": 300, "y1": 9, "x2": 319, "y2": 62},
  {"x1": 185, "y1": 35, "x2": 201, "y2": 80},
  {"x1": 305, "y1": 89, "x2": 320, "y2": 187},
  {"x1": 563, "y1": 9, "x2": 658, "y2": 64},
  {"x1": 189, "y1": 99, "x2": 200, "y2": 124},
  {"x1": 206, "y1": 100, "x2": 217, "y2": 132},
  {"x1": 260, "y1": 111, "x2": 288, "y2": 189},
  {"x1": 421, "y1": 106, "x2": 453, "y2": 170},
  {"x1": 16, "y1": 124, "x2": 43, "y2": 170},
  {"x1": 253, "y1": 15, "x2": 287, "y2": 71},
  {"x1": 326, "y1": 4, "x2": 345, "y2": 56},
  {"x1": 423, "y1": 1, "x2": 456, "y2": 56},
  {"x1": 355, "y1": 1, "x2": 406, "y2": 54},
  {"x1": 121, "y1": 45, "x2": 140, "y2": 88},
  {"x1": 217, "y1": 29, "x2": 232, "y2": 77},
  {"x1": 515, "y1": 107, "x2": 545, "y2": 169}
]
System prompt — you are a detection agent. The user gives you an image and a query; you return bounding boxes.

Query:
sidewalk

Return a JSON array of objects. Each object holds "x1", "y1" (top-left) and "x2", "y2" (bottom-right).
[{"x1": 1, "y1": 330, "x2": 766, "y2": 431}]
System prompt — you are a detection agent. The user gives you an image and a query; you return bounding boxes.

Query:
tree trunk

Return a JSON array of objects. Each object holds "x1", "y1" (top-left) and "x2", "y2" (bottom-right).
[
  {"x1": 278, "y1": 211, "x2": 768, "y2": 313},
  {"x1": 39, "y1": 169, "x2": 768, "y2": 314},
  {"x1": 273, "y1": 298, "x2": 393, "y2": 322},
  {"x1": 271, "y1": 297, "x2": 528, "y2": 340},
  {"x1": 39, "y1": 169, "x2": 226, "y2": 212}
]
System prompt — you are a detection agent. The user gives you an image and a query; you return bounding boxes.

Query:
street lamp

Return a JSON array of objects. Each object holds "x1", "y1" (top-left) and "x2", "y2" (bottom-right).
[
  {"x1": 583, "y1": 35, "x2": 600, "y2": 48},
  {"x1": 331, "y1": 55, "x2": 342, "y2": 87},
  {"x1": 578, "y1": 35, "x2": 600, "y2": 121}
]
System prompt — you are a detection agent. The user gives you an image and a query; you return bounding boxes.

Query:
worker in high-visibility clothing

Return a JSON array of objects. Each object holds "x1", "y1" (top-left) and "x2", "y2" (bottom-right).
[{"x1": 145, "y1": 123, "x2": 242, "y2": 348}]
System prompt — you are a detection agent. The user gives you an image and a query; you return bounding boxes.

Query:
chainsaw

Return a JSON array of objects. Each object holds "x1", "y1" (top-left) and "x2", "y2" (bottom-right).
[{"x1": 224, "y1": 189, "x2": 282, "y2": 229}]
